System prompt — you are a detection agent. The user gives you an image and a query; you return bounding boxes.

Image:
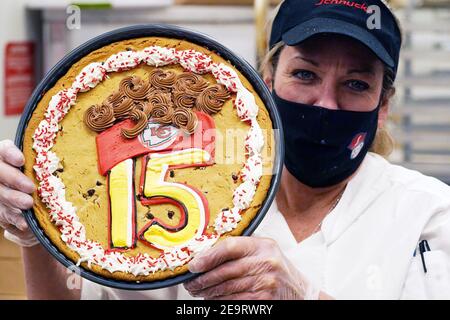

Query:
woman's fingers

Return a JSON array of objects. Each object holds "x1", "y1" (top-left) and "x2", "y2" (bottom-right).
[
  {"x1": 0, "y1": 204, "x2": 28, "y2": 231},
  {"x1": 0, "y1": 140, "x2": 34, "y2": 194},
  {"x1": 189, "y1": 274, "x2": 277, "y2": 299},
  {"x1": 185, "y1": 257, "x2": 251, "y2": 292},
  {"x1": 188, "y1": 237, "x2": 258, "y2": 273},
  {"x1": 0, "y1": 141, "x2": 38, "y2": 248},
  {"x1": 0, "y1": 140, "x2": 25, "y2": 167},
  {"x1": 0, "y1": 202, "x2": 38, "y2": 247},
  {"x1": 3, "y1": 226, "x2": 38, "y2": 247},
  {"x1": 0, "y1": 161, "x2": 35, "y2": 194},
  {"x1": 183, "y1": 237, "x2": 300, "y2": 300},
  {"x1": 184, "y1": 254, "x2": 280, "y2": 292},
  {"x1": 186, "y1": 237, "x2": 284, "y2": 291},
  {"x1": 0, "y1": 183, "x2": 34, "y2": 210},
  {"x1": 4, "y1": 223, "x2": 31, "y2": 237},
  {"x1": 206, "y1": 290, "x2": 273, "y2": 300}
]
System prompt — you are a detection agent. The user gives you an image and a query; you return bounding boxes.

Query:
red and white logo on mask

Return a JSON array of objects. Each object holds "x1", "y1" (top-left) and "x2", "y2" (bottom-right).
[{"x1": 348, "y1": 132, "x2": 366, "y2": 160}]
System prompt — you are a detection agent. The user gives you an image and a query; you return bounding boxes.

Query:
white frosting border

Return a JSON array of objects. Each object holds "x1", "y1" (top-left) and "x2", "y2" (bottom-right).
[{"x1": 32, "y1": 45, "x2": 265, "y2": 276}]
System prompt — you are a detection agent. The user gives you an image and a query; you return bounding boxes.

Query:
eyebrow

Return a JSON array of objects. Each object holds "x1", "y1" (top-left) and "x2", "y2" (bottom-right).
[
  {"x1": 292, "y1": 55, "x2": 376, "y2": 76},
  {"x1": 347, "y1": 67, "x2": 376, "y2": 76},
  {"x1": 292, "y1": 56, "x2": 320, "y2": 67}
]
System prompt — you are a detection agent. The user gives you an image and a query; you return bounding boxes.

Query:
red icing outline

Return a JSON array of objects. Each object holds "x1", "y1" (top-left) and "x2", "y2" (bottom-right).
[
  {"x1": 140, "y1": 197, "x2": 187, "y2": 230},
  {"x1": 100, "y1": 112, "x2": 216, "y2": 251},
  {"x1": 137, "y1": 155, "x2": 211, "y2": 249}
]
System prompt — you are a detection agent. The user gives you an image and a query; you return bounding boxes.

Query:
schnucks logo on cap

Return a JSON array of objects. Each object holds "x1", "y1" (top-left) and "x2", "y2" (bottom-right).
[
  {"x1": 348, "y1": 132, "x2": 366, "y2": 159},
  {"x1": 315, "y1": 0, "x2": 369, "y2": 12}
]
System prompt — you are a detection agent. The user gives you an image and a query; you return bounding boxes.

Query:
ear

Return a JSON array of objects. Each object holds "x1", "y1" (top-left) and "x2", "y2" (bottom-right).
[
  {"x1": 378, "y1": 92, "x2": 392, "y2": 128},
  {"x1": 264, "y1": 74, "x2": 273, "y2": 92}
]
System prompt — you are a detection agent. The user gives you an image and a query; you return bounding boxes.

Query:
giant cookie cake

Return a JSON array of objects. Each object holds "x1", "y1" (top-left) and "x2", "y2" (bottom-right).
[{"x1": 22, "y1": 36, "x2": 274, "y2": 283}]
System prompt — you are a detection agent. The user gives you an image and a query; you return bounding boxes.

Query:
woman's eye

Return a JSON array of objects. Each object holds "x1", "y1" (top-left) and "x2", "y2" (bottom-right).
[
  {"x1": 293, "y1": 70, "x2": 316, "y2": 81},
  {"x1": 346, "y1": 80, "x2": 370, "y2": 92}
]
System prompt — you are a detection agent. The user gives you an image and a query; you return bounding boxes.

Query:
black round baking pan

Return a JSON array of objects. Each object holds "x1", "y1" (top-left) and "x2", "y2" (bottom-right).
[{"x1": 15, "y1": 24, "x2": 284, "y2": 291}]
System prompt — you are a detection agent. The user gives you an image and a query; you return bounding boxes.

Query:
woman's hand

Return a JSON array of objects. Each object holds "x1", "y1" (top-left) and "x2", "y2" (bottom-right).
[
  {"x1": 0, "y1": 139, "x2": 38, "y2": 247},
  {"x1": 183, "y1": 236, "x2": 323, "y2": 300},
  {"x1": 0, "y1": 140, "x2": 81, "y2": 299}
]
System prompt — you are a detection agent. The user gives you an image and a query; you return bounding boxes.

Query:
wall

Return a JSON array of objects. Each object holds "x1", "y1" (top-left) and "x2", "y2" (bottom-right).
[
  {"x1": 0, "y1": 0, "x2": 32, "y2": 141},
  {"x1": 0, "y1": 231, "x2": 26, "y2": 299},
  {"x1": 0, "y1": 0, "x2": 30, "y2": 300}
]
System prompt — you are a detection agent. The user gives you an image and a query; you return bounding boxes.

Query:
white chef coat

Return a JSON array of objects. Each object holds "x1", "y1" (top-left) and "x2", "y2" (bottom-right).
[{"x1": 81, "y1": 152, "x2": 450, "y2": 300}]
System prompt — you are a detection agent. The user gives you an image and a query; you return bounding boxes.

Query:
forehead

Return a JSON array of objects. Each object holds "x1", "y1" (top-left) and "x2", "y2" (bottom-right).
[{"x1": 281, "y1": 34, "x2": 383, "y2": 69}]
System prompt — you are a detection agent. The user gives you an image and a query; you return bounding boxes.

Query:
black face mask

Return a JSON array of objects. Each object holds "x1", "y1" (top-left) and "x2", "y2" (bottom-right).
[{"x1": 273, "y1": 90, "x2": 380, "y2": 188}]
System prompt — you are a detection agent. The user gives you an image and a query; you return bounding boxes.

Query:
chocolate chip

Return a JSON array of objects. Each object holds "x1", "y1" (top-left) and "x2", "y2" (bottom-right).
[
  {"x1": 96, "y1": 181, "x2": 103, "y2": 186},
  {"x1": 146, "y1": 212, "x2": 154, "y2": 220},
  {"x1": 169, "y1": 170, "x2": 175, "y2": 178},
  {"x1": 55, "y1": 168, "x2": 64, "y2": 173},
  {"x1": 232, "y1": 173, "x2": 238, "y2": 181},
  {"x1": 126, "y1": 47, "x2": 132, "y2": 51},
  {"x1": 167, "y1": 210, "x2": 175, "y2": 219},
  {"x1": 222, "y1": 207, "x2": 229, "y2": 212},
  {"x1": 87, "y1": 189, "x2": 95, "y2": 197}
]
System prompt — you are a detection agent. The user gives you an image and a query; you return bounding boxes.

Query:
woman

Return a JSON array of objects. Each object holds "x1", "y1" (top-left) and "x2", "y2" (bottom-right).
[{"x1": 1, "y1": 0, "x2": 450, "y2": 299}]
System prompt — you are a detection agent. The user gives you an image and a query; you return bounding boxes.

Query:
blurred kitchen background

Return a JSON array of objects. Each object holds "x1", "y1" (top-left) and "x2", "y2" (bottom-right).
[{"x1": 0, "y1": 0, "x2": 449, "y2": 299}]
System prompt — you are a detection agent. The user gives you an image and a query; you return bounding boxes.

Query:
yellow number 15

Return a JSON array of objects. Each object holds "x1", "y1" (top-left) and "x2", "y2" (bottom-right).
[{"x1": 107, "y1": 148, "x2": 211, "y2": 251}]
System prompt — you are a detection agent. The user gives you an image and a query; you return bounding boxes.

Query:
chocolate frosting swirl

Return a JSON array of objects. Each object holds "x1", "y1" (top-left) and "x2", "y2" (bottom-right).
[
  {"x1": 105, "y1": 90, "x2": 126, "y2": 108},
  {"x1": 113, "y1": 97, "x2": 135, "y2": 119},
  {"x1": 174, "y1": 73, "x2": 209, "y2": 94},
  {"x1": 148, "y1": 90, "x2": 173, "y2": 107},
  {"x1": 120, "y1": 76, "x2": 152, "y2": 100},
  {"x1": 133, "y1": 100, "x2": 147, "y2": 112},
  {"x1": 121, "y1": 109, "x2": 148, "y2": 139},
  {"x1": 84, "y1": 69, "x2": 228, "y2": 139},
  {"x1": 172, "y1": 107, "x2": 198, "y2": 134},
  {"x1": 172, "y1": 90, "x2": 196, "y2": 109},
  {"x1": 149, "y1": 69, "x2": 177, "y2": 90},
  {"x1": 196, "y1": 84, "x2": 230, "y2": 114},
  {"x1": 142, "y1": 103, "x2": 154, "y2": 118},
  {"x1": 149, "y1": 103, "x2": 174, "y2": 125},
  {"x1": 84, "y1": 104, "x2": 116, "y2": 132}
]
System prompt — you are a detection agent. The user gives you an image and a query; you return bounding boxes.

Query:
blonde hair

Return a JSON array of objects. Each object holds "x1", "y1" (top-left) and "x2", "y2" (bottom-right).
[{"x1": 260, "y1": 2, "x2": 396, "y2": 157}]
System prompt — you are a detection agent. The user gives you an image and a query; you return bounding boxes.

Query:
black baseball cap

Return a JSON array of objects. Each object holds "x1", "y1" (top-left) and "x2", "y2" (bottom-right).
[{"x1": 269, "y1": 0, "x2": 402, "y2": 78}]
